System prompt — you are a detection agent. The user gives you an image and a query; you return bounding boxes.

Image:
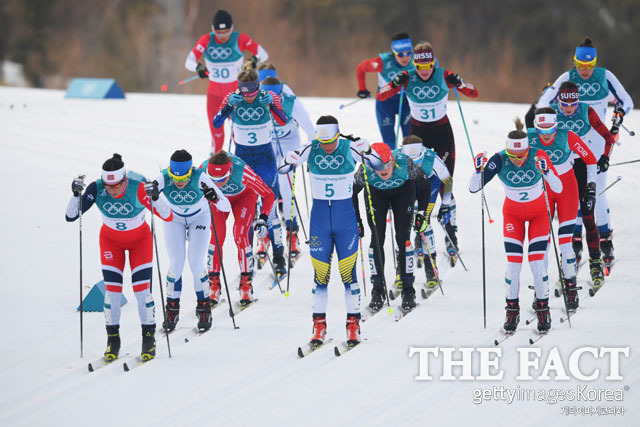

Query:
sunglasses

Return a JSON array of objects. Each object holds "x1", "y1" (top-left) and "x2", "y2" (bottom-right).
[
  {"x1": 536, "y1": 124, "x2": 557, "y2": 136},
  {"x1": 414, "y1": 61, "x2": 435, "y2": 71},
  {"x1": 393, "y1": 50, "x2": 412, "y2": 58},
  {"x1": 105, "y1": 179, "x2": 126, "y2": 189},
  {"x1": 168, "y1": 167, "x2": 192, "y2": 183},
  {"x1": 241, "y1": 90, "x2": 259, "y2": 98},
  {"x1": 317, "y1": 133, "x2": 339, "y2": 145},
  {"x1": 506, "y1": 148, "x2": 529, "y2": 160},
  {"x1": 209, "y1": 170, "x2": 231, "y2": 182},
  {"x1": 559, "y1": 100, "x2": 579, "y2": 108},
  {"x1": 574, "y1": 59, "x2": 595, "y2": 70}
]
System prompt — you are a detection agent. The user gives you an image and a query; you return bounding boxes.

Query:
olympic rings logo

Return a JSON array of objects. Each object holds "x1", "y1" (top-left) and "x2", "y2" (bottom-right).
[
  {"x1": 103, "y1": 202, "x2": 134, "y2": 215},
  {"x1": 373, "y1": 178, "x2": 405, "y2": 189},
  {"x1": 237, "y1": 107, "x2": 265, "y2": 121},
  {"x1": 412, "y1": 86, "x2": 440, "y2": 100},
  {"x1": 207, "y1": 46, "x2": 233, "y2": 60},
  {"x1": 578, "y1": 82, "x2": 601, "y2": 97},
  {"x1": 314, "y1": 155, "x2": 345, "y2": 170},
  {"x1": 222, "y1": 183, "x2": 240, "y2": 193},
  {"x1": 544, "y1": 149, "x2": 565, "y2": 163},
  {"x1": 558, "y1": 120, "x2": 585, "y2": 133},
  {"x1": 506, "y1": 170, "x2": 536, "y2": 184},
  {"x1": 169, "y1": 190, "x2": 198, "y2": 203}
]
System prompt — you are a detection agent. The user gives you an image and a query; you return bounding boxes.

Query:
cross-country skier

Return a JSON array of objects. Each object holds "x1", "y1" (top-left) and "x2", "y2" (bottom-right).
[
  {"x1": 528, "y1": 108, "x2": 600, "y2": 306},
  {"x1": 261, "y1": 75, "x2": 315, "y2": 259},
  {"x1": 154, "y1": 150, "x2": 230, "y2": 332},
  {"x1": 65, "y1": 154, "x2": 173, "y2": 361},
  {"x1": 213, "y1": 64, "x2": 288, "y2": 275},
  {"x1": 536, "y1": 37, "x2": 633, "y2": 263},
  {"x1": 185, "y1": 9, "x2": 269, "y2": 153},
  {"x1": 355, "y1": 32, "x2": 418, "y2": 148},
  {"x1": 377, "y1": 41, "x2": 478, "y2": 262},
  {"x1": 279, "y1": 115, "x2": 384, "y2": 347},
  {"x1": 469, "y1": 120, "x2": 562, "y2": 333},
  {"x1": 258, "y1": 63, "x2": 295, "y2": 95},
  {"x1": 202, "y1": 150, "x2": 275, "y2": 306},
  {"x1": 352, "y1": 143, "x2": 431, "y2": 312},
  {"x1": 401, "y1": 135, "x2": 453, "y2": 287}
]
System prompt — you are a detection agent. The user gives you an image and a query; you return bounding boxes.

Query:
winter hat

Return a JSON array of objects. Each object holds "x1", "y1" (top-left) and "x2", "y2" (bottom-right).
[
  {"x1": 413, "y1": 46, "x2": 435, "y2": 64},
  {"x1": 574, "y1": 38, "x2": 597, "y2": 67},
  {"x1": 558, "y1": 82, "x2": 580, "y2": 104},
  {"x1": 102, "y1": 153, "x2": 126, "y2": 184},
  {"x1": 371, "y1": 143, "x2": 392, "y2": 163},
  {"x1": 169, "y1": 149, "x2": 193, "y2": 181},
  {"x1": 212, "y1": 10, "x2": 233, "y2": 31}
]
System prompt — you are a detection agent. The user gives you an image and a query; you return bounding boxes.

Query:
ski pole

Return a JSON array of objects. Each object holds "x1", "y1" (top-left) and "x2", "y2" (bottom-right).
[
  {"x1": 394, "y1": 87, "x2": 405, "y2": 148},
  {"x1": 301, "y1": 164, "x2": 311, "y2": 221},
  {"x1": 78, "y1": 177, "x2": 85, "y2": 358},
  {"x1": 285, "y1": 169, "x2": 296, "y2": 297},
  {"x1": 438, "y1": 219, "x2": 468, "y2": 271},
  {"x1": 259, "y1": 237, "x2": 284, "y2": 294},
  {"x1": 339, "y1": 97, "x2": 365, "y2": 110},
  {"x1": 480, "y1": 171, "x2": 487, "y2": 329},
  {"x1": 621, "y1": 124, "x2": 635, "y2": 136},
  {"x1": 609, "y1": 159, "x2": 640, "y2": 167},
  {"x1": 227, "y1": 107, "x2": 236, "y2": 153},
  {"x1": 453, "y1": 87, "x2": 494, "y2": 223},
  {"x1": 160, "y1": 74, "x2": 202, "y2": 92},
  {"x1": 388, "y1": 210, "x2": 397, "y2": 271},
  {"x1": 360, "y1": 154, "x2": 393, "y2": 314},
  {"x1": 536, "y1": 160, "x2": 571, "y2": 328},
  {"x1": 598, "y1": 175, "x2": 622, "y2": 196},
  {"x1": 419, "y1": 232, "x2": 444, "y2": 296},
  {"x1": 207, "y1": 198, "x2": 239, "y2": 329},
  {"x1": 358, "y1": 238, "x2": 367, "y2": 297},
  {"x1": 149, "y1": 193, "x2": 172, "y2": 357}
]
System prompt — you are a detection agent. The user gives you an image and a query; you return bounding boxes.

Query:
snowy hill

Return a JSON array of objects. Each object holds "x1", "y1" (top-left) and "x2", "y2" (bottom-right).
[{"x1": 0, "y1": 86, "x2": 638, "y2": 426}]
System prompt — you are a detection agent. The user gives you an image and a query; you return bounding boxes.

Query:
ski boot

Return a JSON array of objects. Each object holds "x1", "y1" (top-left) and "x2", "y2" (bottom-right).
[
  {"x1": 196, "y1": 299, "x2": 212, "y2": 332},
  {"x1": 572, "y1": 235, "x2": 583, "y2": 266},
  {"x1": 414, "y1": 233, "x2": 424, "y2": 269},
  {"x1": 400, "y1": 278, "x2": 417, "y2": 312},
  {"x1": 534, "y1": 299, "x2": 551, "y2": 333},
  {"x1": 346, "y1": 314, "x2": 361, "y2": 346},
  {"x1": 209, "y1": 272, "x2": 221, "y2": 307},
  {"x1": 589, "y1": 257, "x2": 605, "y2": 287},
  {"x1": 503, "y1": 299, "x2": 520, "y2": 333},
  {"x1": 239, "y1": 272, "x2": 254, "y2": 306},
  {"x1": 310, "y1": 313, "x2": 327, "y2": 347},
  {"x1": 368, "y1": 276, "x2": 385, "y2": 311},
  {"x1": 600, "y1": 232, "x2": 614, "y2": 275},
  {"x1": 563, "y1": 277, "x2": 580, "y2": 311},
  {"x1": 286, "y1": 222, "x2": 301, "y2": 258},
  {"x1": 273, "y1": 252, "x2": 287, "y2": 278},
  {"x1": 104, "y1": 325, "x2": 121, "y2": 362},
  {"x1": 141, "y1": 325, "x2": 156, "y2": 361},
  {"x1": 256, "y1": 236, "x2": 269, "y2": 269},
  {"x1": 162, "y1": 299, "x2": 180, "y2": 332},
  {"x1": 444, "y1": 224, "x2": 459, "y2": 267},
  {"x1": 424, "y1": 252, "x2": 439, "y2": 290}
]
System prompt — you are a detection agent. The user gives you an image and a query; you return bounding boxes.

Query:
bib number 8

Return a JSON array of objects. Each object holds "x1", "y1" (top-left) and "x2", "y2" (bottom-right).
[{"x1": 115, "y1": 222, "x2": 127, "y2": 230}]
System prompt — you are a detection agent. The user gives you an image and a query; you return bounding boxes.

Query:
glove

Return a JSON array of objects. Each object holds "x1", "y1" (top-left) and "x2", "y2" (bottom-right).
[
  {"x1": 581, "y1": 182, "x2": 596, "y2": 214},
  {"x1": 437, "y1": 205, "x2": 451, "y2": 225},
  {"x1": 473, "y1": 152, "x2": 487, "y2": 172},
  {"x1": 535, "y1": 157, "x2": 549, "y2": 174},
  {"x1": 413, "y1": 211, "x2": 428, "y2": 233},
  {"x1": 201, "y1": 182, "x2": 218, "y2": 203},
  {"x1": 445, "y1": 73, "x2": 463, "y2": 87},
  {"x1": 352, "y1": 138, "x2": 371, "y2": 154},
  {"x1": 284, "y1": 150, "x2": 300, "y2": 165},
  {"x1": 357, "y1": 89, "x2": 371, "y2": 99},
  {"x1": 391, "y1": 71, "x2": 409, "y2": 88},
  {"x1": 259, "y1": 91, "x2": 273, "y2": 106},
  {"x1": 597, "y1": 155, "x2": 609, "y2": 173},
  {"x1": 253, "y1": 213, "x2": 269, "y2": 239},
  {"x1": 248, "y1": 55, "x2": 259, "y2": 69},
  {"x1": 228, "y1": 93, "x2": 243, "y2": 106},
  {"x1": 71, "y1": 175, "x2": 85, "y2": 197},
  {"x1": 356, "y1": 217, "x2": 365, "y2": 237},
  {"x1": 144, "y1": 180, "x2": 160, "y2": 201},
  {"x1": 196, "y1": 63, "x2": 208, "y2": 79}
]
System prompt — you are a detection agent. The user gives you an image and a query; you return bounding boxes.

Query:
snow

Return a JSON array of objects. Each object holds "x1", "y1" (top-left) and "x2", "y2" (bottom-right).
[{"x1": 0, "y1": 86, "x2": 638, "y2": 426}]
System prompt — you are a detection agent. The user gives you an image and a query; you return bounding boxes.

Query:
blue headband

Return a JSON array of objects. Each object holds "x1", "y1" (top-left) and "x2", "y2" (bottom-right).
[
  {"x1": 261, "y1": 83, "x2": 282, "y2": 96},
  {"x1": 575, "y1": 46, "x2": 597, "y2": 62},
  {"x1": 169, "y1": 159, "x2": 192, "y2": 177},
  {"x1": 258, "y1": 69, "x2": 277, "y2": 81},
  {"x1": 238, "y1": 79, "x2": 260, "y2": 95},
  {"x1": 391, "y1": 38, "x2": 412, "y2": 54}
]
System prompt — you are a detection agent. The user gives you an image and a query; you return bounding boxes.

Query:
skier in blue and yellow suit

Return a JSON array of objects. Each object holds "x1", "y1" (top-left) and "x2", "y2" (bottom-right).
[{"x1": 279, "y1": 115, "x2": 384, "y2": 347}]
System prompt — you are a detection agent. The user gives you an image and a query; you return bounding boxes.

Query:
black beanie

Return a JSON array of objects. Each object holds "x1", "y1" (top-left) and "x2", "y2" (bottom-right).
[
  {"x1": 170, "y1": 149, "x2": 192, "y2": 162},
  {"x1": 213, "y1": 10, "x2": 232, "y2": 31},
  {"x1": 102, "y1": 153, "x2": 124, "y2": 171}
]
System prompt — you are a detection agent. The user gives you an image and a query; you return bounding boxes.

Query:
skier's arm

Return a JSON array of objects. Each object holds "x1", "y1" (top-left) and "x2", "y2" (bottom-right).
[
  {"x1": 200, "y1": 173, "x2": 231, "y2": 212},
  {"x1": 524, "y1": 103, "x2": 536, "y2": 129},
  {"x1": 279, "y1": 143, "x2": 312, "y2": 174},
  {"x1": 351, "y1": 165, "x2": 365, "y2": 223},
  {"x1": 213, "y1": 92, "x2": 235, "y2": 128},
  {"x1": 136, "y1": 182, "x2": 173, "y2": 221},
  {"x1": 185, "y1": 33, "x2": 210, "y2": 72},
  {"x1": 605, "y1": 69, "x2": 633, "y2": 114},
  {"x1": 291, "y1": 98, "x2": 315, "y2": 143},
  {"x1": 443, "y1": 70, "x2": 478, "y2": 98},
  {"x1": 568, "y1": 131, "x2": 597, "y2": 183},
  {"x1": 408, "y1": 159, "x2": 431, "y2": 211},
  {"x1": 469, "y1": 153, "x2": 502, "y2": 193},
  {"x1": 349, "y1": 139, "x2": 385, "y2": 171},
  {"x1": 243, "y1": 166, "x2": 276, "y2": 216},
  {"x1": 237, "y1": 33, "x2": 268, "y2": 63},
  {"x1": 536, "y1": 150, "x2": 563, "y2": 194},
  {"x1": 432, "y1": 155, "x2": 453, "y2": 205},
  {"x1": 267, "y1": 92, "x2": 287, "y2": 126},
  {"x1": 356, "y1": 56, "x2": 383, "y2": 92},
  {"x1": 65, "y1": 181, "x2": 97, "y2": 221},
  {"x1": 587, "y1": 106, "x2": 616, "y2": 156},
  {"x1": 376, "y1": 79, "x2": 404, "y2": 101},
  {"x1": 537, "y1": 72, "x2": 570, "y2": 108}
]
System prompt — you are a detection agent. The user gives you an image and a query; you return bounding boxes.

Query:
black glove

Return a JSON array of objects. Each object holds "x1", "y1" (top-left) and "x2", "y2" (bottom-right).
[
  {"x1": 413, "y1": 211, "x2": 427, "y2": 233},
  {"x1": 357, "y1": 89, "x2": 371, "y2": 99},
  {"x1": 357, "y1": 217, "x2": 365, "y2": 238},
  {"x1": 71, "y1": 175, "x2": 85, "y2": 197},
  {"x1": 201, "y1": 182, "x2": 218, "y2": 203},
  {"x1": 391, "y1": 71, "x2": 409, "y2": 88},
  {"x1": 437, "y1": 205, "x2": 451, "y2": 225},
  {"x1": 445, "y1": 73, "x2": 463, "y2": 86},
  {"x1": 581, "y1": 182, "x2": 596, "y2": 214},
  {"x1": 597, "y1": 155, "x2": 609, "y2": 173},
  {"x1": 196, "y1": 63, "x2": 208, "y2": 79},
  {"x1": 253, "y1": 213, "x2": 269, "y2": 238},
  {"x1": 144, "y1": 180, "x2": 160, "y2": 201},
  {"x1": 248, "y1": 55, "x2": 259, "y2": 69}
]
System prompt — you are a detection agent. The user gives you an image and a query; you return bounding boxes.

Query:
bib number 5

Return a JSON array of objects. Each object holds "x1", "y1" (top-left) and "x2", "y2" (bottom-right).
[{"x1": 325, "y1": 183, "x2": 335, "y2": 198}]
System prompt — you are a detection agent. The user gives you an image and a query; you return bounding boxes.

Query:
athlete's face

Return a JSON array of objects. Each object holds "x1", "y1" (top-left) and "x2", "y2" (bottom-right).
[
  {"x1": 560, "y1": 103, "x2": 578, "y2": 116},
  {"x1": 212, "y1": 167, "x2": 232, "y2": 188},
  {"x1": 508, "y1": 155, "x2": 528, "y2": 168},
  {"x1": 214, "y1": 29, "x2": 232, "y2": 44},
  {"x1": 395, "y1": 54, "x2": 411, "y2": 67},
  {"x1": 576, "y1": 67, "x2": 594, "y2": 80},
  {"x1": 320, "y1": 141, "x2": 338, "y2": 155},
  {"x1": 173, "y1": 179, "x2": 189, "y2": 189},
  {"x1": 105, "y1": 178, "x2": 128, "y2": 198},
  {"x1": 375, "y1": 158, "x2": 395, "y2": 180},
  {"x1": 243, "y1": 94, "x2": 257, "y2": 104},
  {"x1": 538, "y1": 131, "x2": 556, "y2": 144},
  {"x1": 416, "y1": 67, "x2": 434, "y2": 80}
]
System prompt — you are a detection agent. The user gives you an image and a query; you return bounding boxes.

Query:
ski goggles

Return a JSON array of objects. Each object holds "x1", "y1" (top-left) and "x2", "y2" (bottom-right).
[
  {"x1": 316, "y1": 123, "x2": 340, "y2": 144},
  {"x1": 104, "y1": 178, "x2": 127, "y2": 189},
  {"x1": 535, "y1": 123, "x2": 558, "y2": 136},
  {"x1": 212, "y1": 27, "x2": 233, "y2": 37},
  {"x1": 393, "y1": 50, "x2": 412, "y2": 58},
  {"x1": 559, "y1": 100, "x2": 579, "y2": 108},
  {"x1": 413, "y1": 61, "x2": 435, "y2": 71},
  {"x1": 208, "y1": 170, "x2": 231, "y2": 182},
  {"x1": 168, "y1": 165, "x2": 193, "y2": 183},
  {"x1": 574, "y1": 57, "x2": 596, "y2": 70},
  {"x1": 506, "y1": 147, "x2": 529, "y2": 160}
]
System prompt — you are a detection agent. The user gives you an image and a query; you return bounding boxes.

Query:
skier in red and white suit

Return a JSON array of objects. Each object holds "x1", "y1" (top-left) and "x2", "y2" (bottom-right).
[{"x1": 185, "y1": 9, "x2": 269, "y2": 153}]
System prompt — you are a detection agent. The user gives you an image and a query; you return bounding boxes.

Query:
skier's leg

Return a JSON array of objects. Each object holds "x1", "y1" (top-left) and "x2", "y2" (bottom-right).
[
  {"x1": 208, "y1": 202, "x2": 229, "y2": 274},
  {"x1": 527, "y1": 198, "x2": 551, "y2": 301},
  {"x1": 309, "y1": 201, "x2": 333, "y2": 315},
  {"x1": 99, "y1": 227, "x2": 126, "y2": 327},
  {"x1": 232, "y1": 190, "x2": 257, "y2": 274},
  {"x1": 186, "y1": 212, "x2": 212, "y2": 301},
  {"x1": 162, "y1": 218, "x2": 187, "y2": 300},
  {"x1": 376, "y1": 96, "x2": 398, "y2": 149},
  {"x1": 126, "y1": 224, "x2": 155, "y2": 326}
]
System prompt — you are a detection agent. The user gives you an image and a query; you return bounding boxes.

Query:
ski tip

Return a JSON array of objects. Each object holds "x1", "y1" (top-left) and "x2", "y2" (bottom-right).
[
  {"x1": 87, "y1": 363, "x2": 94, "y2": 372},
  {"x1": 334, "y1": 346, "x2": 341, "y2": 357},
  {"x1": 297, "y1": 347, "x2": 304, "y2": 358},
  {"x1": 489, "y1": 219, "x2": 495, "y2": 224},
  {"x1": 185, "y1": 338, "x2": 189, "y2": 343},
  {"x1": 160, "y1": 84, "x2": 168, "y2": 92},
  {"x1": 387, "y1": 306, "x2": 393, "y2": 315},
  {"x1": 528, "y1": 338, "x2": 535, "y2": 345},
  {"x1": 123, "y1": 363, "x2": 130, "y2": 372},
  {"x1": 493, "y1": 340, "x2": 499, "y2": 346},
  {"x1": 284, "y1": 291, "x2": 290, "y2": 298}
]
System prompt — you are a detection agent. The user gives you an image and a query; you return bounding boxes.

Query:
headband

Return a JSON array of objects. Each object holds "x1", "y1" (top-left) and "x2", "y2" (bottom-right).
[
  {"x1": 208, "y1": 161, "x2": 232, "y2": 179},
  {"x1": 258, "y1": 69, "x2": 277, "y2": 81},
  {"x1": 391, "y1": 38, "x2": 412, "y2": 54},
  {"x1": 316, "y1": 123, "x2": 340, "y2": 143},
  {"x1": 102, "y1": 167, "x2": 126, "y2": 185}
]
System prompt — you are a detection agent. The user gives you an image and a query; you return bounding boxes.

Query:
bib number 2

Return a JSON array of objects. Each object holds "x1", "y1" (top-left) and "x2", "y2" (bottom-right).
[{"x1": 519, "y1": 192, "x2": 529, "y2": 201}]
